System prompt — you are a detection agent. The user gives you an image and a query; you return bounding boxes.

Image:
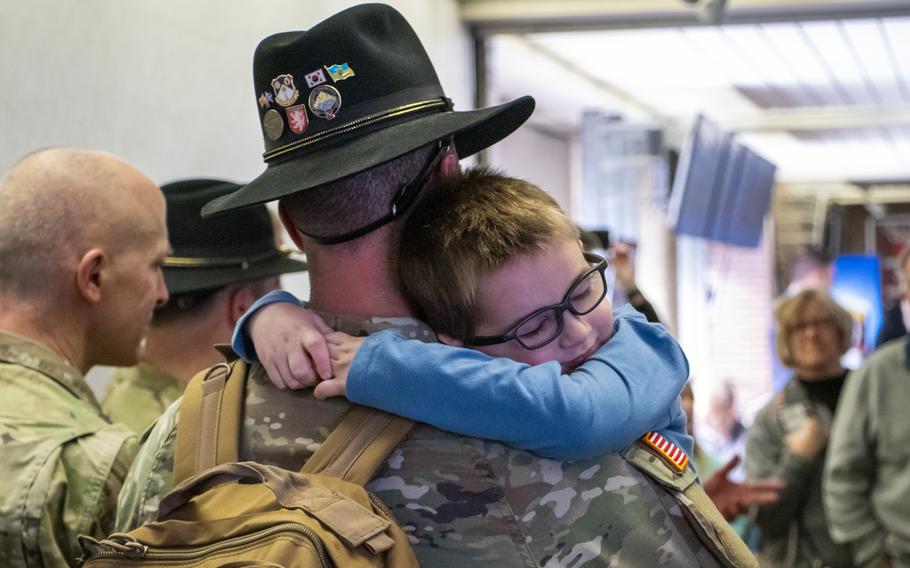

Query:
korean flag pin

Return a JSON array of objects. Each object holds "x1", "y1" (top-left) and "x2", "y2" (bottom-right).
[{"x1": 305, "y1": 68, "x2": 327, "y2": 88}]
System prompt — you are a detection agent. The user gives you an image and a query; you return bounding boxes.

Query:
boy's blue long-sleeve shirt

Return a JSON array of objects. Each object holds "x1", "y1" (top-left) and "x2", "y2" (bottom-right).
[{"x1": 234, "y1": 293, "x2": 692, "y2": 461}]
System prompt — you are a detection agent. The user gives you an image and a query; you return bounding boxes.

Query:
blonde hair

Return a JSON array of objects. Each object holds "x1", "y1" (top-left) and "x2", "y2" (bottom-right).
[
  {"x1": 774, "y1": 288, "x2": 853, "y2": 367},
  {"x1": 399, "y1": 167, "x2": 578, "y2": 341}
]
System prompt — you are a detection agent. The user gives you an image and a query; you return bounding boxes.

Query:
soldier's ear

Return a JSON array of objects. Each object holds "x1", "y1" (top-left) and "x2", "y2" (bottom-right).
[
  {"x1": 438, "y1": 151, "x2": 459, "y2": 177},
  {"x1": 75, "y1": 248, "x2": 105, "y2": 304},
  {"x1": 437, "y1": 333, "x2": 463, "y2": 347},
  {"x1": 278, "y1": 202, "x2": 306, "y2": 251},
  {"x1": 225, "y1": 285, "x2": 258, "y2": 328}
]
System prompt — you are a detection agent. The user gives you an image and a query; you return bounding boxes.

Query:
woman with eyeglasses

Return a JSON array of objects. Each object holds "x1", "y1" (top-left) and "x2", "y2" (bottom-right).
[{"x1": 745, "y1": 288, "x2": 855, "y2": 568}]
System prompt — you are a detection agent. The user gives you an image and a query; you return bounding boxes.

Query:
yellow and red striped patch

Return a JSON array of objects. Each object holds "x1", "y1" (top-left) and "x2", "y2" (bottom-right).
[{"x1": 642, "y1": 431, "x2": 689, "y2": 473}]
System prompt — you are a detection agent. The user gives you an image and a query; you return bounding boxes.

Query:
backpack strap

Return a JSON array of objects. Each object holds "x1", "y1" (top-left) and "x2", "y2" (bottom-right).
[
  {"x1": 302, "y1": 406, "x2": 415, "y2": 486},
  {"x1": 173, "y1": 357, "x2": 247, "y2": 485},
  {"x1": 174, "y1": 352, "x2": 413, "y2": 487}
]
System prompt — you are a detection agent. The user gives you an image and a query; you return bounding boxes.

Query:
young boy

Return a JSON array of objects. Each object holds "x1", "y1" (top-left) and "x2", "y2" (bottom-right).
[{"x1": 235, "y1": 168, "x2": 691, "y2": 462}]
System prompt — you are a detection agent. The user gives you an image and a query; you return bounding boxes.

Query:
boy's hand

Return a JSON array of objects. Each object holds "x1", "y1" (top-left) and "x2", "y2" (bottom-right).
[
  {"x1": 249, "y1": 302, "x2": 333, "y2": 390},
  {"x1": 314, "y1": 332, "x2": 365, "y2": 400}
]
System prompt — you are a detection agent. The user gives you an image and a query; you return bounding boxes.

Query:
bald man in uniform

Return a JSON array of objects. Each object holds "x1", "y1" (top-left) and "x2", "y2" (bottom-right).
[
  {"x1": 0, "y1": 148, "x2": 169, "y2": 567},
  {"x1": 101, "y1": 179, "x2": 306, "y2": 434}
]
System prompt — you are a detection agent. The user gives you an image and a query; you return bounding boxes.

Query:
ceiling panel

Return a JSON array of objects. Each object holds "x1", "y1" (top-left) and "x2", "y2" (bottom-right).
[
  {"x1": 881, "y1": 18, "x2": 910, "y2": 98},
  {"x1": 799, "y1": 21, "x2": 879, "y2": 105},
  {"x1": 489, "y1": 14, "x2": 910, "y2": 181},
  {"x1": 841, "y1": 19, "x2": 908, "y2": 105}
]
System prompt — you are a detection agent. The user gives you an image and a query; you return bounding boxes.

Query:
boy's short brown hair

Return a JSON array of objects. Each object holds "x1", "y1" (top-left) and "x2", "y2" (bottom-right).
[{"x1": 400, "y1": 167, "x2": 579, "y2": 341}]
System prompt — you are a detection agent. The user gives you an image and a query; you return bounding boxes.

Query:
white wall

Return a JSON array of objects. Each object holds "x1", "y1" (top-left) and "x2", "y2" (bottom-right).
[
  {"x1": 0, "y1": 0, "x2": 471, "y2": 183},
  {"x1": 487, "y1": 124, "x2": 572, "y2": 214}
]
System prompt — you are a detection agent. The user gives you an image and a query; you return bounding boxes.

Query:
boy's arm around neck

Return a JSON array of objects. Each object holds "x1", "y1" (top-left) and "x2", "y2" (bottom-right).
[{"x1": 348, "y1": 307, "x2": 690, "y2": 460}]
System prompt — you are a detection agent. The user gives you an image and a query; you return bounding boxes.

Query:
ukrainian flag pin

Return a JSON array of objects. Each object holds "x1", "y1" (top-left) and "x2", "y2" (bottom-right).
[{"x1": 325, "y1": 63, "x2": 355, "y2": 82}]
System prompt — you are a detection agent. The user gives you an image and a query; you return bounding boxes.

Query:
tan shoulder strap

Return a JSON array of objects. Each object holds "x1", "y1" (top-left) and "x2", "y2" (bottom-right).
[
  {"x1": 302, "y1": 406, "x2": 415, "y2": 486},
  {"x1": 173, "y1": 358, "x2": 248, "y2": 485}
]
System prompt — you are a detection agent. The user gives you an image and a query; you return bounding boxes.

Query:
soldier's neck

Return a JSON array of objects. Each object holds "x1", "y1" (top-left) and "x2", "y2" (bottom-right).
[
  {"x1": 0, "y1": 301, "x2": 89, "y2": 373},
  {"x1": 304, "y1": 248, "x2": 413, "y2": 318},
  {"x1": 142, "y1": 321, "x2": 227, "y2": 383}
]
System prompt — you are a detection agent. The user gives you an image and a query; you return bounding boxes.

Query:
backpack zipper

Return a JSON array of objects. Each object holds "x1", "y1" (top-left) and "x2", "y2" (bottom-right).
[{"x1": 84, "y1": 522, "x2": 331, "y2": 566}]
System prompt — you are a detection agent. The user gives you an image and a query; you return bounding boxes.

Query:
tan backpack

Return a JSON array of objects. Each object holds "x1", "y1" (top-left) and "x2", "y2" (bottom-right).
[{"x1": 79, "y1": 359, "x2": 420, "y2": 567}]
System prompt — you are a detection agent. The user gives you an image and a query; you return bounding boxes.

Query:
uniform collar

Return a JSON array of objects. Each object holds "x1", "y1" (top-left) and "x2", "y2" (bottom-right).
[
  {"x1": 0, "y1": 330, "x2": 100, "y2": 410},
  {"x1": 310, "y1": 310, "x2": 437, "y2": 342},
  {"x1": 117, "y1": 362, "x2": 183, "y2": 392}
]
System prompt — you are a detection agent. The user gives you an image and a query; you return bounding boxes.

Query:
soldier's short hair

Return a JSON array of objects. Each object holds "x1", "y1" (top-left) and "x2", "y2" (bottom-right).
[
  {"x1": 400, "y1": 168, "x2": 578, "y2": 342},
  {"x1": 279, "y1": 145, "x2": 434, "y2": 243},
  {"x1": 774, "y1": 288, "x2": 854, "y2": 367},
  {"x1": 151, "y1": 278, "x2": 276, "y2": 326}
]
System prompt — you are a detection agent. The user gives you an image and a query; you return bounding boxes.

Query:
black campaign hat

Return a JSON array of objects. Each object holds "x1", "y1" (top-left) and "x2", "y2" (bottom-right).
[
  {"x1": 201, "y1": 3, "x2": 534, "y2": 217},
  {"x1": 162, "y1": 179, "x2": 307, "y2": 295}
]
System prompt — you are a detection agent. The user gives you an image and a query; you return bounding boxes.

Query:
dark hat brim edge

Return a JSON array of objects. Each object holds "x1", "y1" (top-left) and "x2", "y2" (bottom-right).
[
  {"x1": 164, "y1": 255, "x2": 308, "y2": 295},
  {"x1": 201, "y1": 95, "x2": 534, "y2": 217}
]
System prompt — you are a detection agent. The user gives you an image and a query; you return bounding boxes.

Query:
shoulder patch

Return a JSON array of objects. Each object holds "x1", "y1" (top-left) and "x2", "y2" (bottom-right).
[{"x1": 641, "y1": 431, "x2": 688, "y2": 473}]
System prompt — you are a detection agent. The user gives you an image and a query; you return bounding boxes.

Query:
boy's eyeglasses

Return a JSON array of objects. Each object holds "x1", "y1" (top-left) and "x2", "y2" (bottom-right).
[{"x1": 465, "y1": 252, "x2": 608, "y2": 350}]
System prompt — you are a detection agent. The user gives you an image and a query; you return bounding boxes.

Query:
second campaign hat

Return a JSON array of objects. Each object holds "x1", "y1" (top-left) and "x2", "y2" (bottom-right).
[
  {"x1": 202, "y1": 3, "x2": 534, "y2": 218},
  {"x1": 163, "y1": 179, "x2": 307, "y2": 295}
]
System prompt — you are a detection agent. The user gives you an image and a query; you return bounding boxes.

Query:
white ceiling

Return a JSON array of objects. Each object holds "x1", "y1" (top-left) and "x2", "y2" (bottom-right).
[{"x1": 478, "y1": 3, "x2": 910, "y2": 183}]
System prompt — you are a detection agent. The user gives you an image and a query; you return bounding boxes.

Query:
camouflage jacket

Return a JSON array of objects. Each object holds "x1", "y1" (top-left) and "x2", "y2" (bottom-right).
[
  {"x1": 102, "y1": 363, "x2": 184, "y2": 435},
  {"x1": 116, "y1": 314, "x2": 755, "y2": 567},
  {"x1": 0, "y1": 331, "x2": 137, "y2": 567}
]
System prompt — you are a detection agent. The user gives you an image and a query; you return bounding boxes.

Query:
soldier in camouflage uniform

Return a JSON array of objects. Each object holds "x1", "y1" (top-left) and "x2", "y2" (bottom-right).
[
  {"x1": 117, "y1": 5, "x2": 756, "y2": 566},
  {"x1": 0, "y1": 148, "x2": 169, "y2": 567},
  {"x1": 101, "y1": 179, "x2": 306, "y2": 434}
]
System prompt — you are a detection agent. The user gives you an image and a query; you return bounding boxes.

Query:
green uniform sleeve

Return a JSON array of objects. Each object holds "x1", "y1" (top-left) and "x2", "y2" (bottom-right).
[
  {"x1": 33, "y1": 425, "x2": 136, "y2": 567},
  {"x1": 115, "y1": 399, "x2": 180, "y2": 532}
]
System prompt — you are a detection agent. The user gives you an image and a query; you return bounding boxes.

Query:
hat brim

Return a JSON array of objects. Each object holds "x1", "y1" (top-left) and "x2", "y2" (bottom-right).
[
  {"x1": 202, "y1": 96, "x2": 534, "y2": 217},
  {"x1": 164, "y1": 255, "x2": 308, "y2": 295}
]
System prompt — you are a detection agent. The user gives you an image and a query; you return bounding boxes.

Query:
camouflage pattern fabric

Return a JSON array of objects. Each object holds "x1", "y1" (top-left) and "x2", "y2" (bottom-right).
[
  {"x1": 0, "y1": 331, "x2": 137, "y2": 568},
  {"x1": 116, "y1": 314, "x2": 756, "y2": 567},
  {"x1": 102, "y1": 363, "x2": 184, "y2": 435}
]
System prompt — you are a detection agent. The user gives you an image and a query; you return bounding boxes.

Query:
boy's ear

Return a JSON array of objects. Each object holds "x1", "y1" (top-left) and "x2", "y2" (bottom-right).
[
  {"x1": 436, "y1": 333, "x2": 463, "y2": 347},
  {"x1": 75, "y1": 248, "x2": 106, "y2": 304}
]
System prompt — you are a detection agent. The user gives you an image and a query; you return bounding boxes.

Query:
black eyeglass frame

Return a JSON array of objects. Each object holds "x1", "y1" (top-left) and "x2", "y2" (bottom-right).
[{"x1": 465, "y1": 252, "x2": 609, "y2": 350}]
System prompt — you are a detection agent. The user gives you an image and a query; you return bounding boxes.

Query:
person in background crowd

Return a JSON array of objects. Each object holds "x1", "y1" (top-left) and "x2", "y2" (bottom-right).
[
  {"x1": 825, "y1": 308, "x2": 910, "y2": 567},
  {"x1": 117, "y1": 5, "x2": 757, "y2": 566},
  {"x1": 0, "y1": 148, "x2": 168, "y2": 567},
  {"x1": 771, "y1": 245, "x2": 837, "y2": 393},
  {"x1": 784, "y1": 245, "x2": 834, "y2": 297},
  {"x1": 101, "y1": 179, "x2": 307, "y2": 434},
  {"x1": 682, "y1": 384, "x2": 716, "y2": 476},
  {"x1": 876, "y1": 244, "x2": 910, "y2": 348},
  {"x1": 577, "y1": 228, "x2": 660, "y2": 323},
  {"x1": 611, "y1": 241, "x2": 661, "y2": 323},
  {"x1": 746, "y1": 288, "x2": 855, "y2": 567}
]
